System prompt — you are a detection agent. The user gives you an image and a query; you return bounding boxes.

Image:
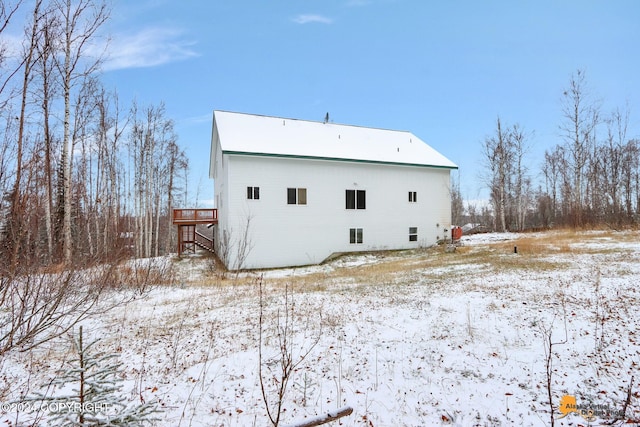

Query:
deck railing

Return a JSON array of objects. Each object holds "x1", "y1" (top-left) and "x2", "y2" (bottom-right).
[{"x1": 172, "y1": 208, "x2": 218, "y2": 224}]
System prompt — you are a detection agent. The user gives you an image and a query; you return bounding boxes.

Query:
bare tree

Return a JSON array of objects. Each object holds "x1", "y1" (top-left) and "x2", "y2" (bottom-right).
[
  {"x1": 482, "y1": 117, "x2": 532, "y2": 231},
  {"x1": 542, "y1": 147, "x2": 566, "y2": 226},
  {"x1": 0, "y1": 264, "x2": 112, "y2": 356},
  {"x1": 34, "y1": 2, "x2": 61, "y2": 263},
  {"x1": 258, "y1": 277, "x2": 321, "y2": 427},
  {"x1": 94, "y1": 89, "x2": 128, "y2": 260},
  {"x1": 71, "y1": 76, "x2": 101, "y2": 257},
  {"x1": 559, "y1": 69, "x2": 600, "y2": 227},
  {"x1": 3, "y1": 0, "x2": 46, "y2": 272},
  {"x1": 0, "y1": 1, "x2": 25, "y2": 108},
  {"x1": 53, "y1": 0, "x2": 109, "y2": 264},
  {"x1": 0, "y1": 116, "x2": 18, "y2": 200},
  {"x1": 482, "y1": 117, "x2": 510, "y2": 232},
  {"x1": 233, "y1": 213, "x2": 254, "y2": 273},
  {"x1": 162, "y1": 139, "x2": 188, "y2": 255},
  {"x1": 600, "y1": 107, "x2": 629, "y2": 227},
  {"x1": 621, "y1": 139, "x2": 639, "y2": 220},
  {"x1": 543, "y1": 74, "x2": 640, "y2": 228},
  {"x1": 0, "y1": 0, "x2": 194, "y2": 272},
  {"x1": 128, "y1": 102, "x2": 188, "y2": 258},
  {"x1": 450, "y1": 172, "x2": 464, "y2": 226},
  {"x1": 510, "y1": 124, "x2": 532, "y2": 231}
]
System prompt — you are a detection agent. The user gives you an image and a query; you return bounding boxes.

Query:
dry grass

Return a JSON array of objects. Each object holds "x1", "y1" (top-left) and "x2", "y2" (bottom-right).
[
  {"x1": 485, "y1": 229, "x2": 638, "y2": 256},
  {"x1": 490, "y1": 234, "x2": 573, "y2": 255},
  {"x1": 174, "y1": 230, "x2": 640, "y2": 292},
  {"x1": 108, "y1": 261, "x2": 174, "y2": 289},
  {"x1": 427, "y1": 243, "x2": 568, "y2": 273}
]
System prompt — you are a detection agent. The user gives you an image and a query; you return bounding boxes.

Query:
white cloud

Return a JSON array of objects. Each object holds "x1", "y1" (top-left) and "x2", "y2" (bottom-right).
[
  {"x1": 0, "y1": 33, "x2": 23, "y2": 58},
  {"x1": 102, "y1": 27, "x2": 198, "y2": 71},
  {"x1": 183, "y1": 113, "x2": 212, "y2": 125},
  {"x1": 292, "y1": 14, "x2": 333, "y2": 25}
]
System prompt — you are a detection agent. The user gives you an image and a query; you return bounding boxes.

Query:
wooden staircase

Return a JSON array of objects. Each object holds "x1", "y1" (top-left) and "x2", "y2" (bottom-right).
[
  {"x1": 172, "y1": 208, "x2": 218, "y2": 255},
  {"x1": 194, "y1": 231, "x2": 214, "y2": 253}
]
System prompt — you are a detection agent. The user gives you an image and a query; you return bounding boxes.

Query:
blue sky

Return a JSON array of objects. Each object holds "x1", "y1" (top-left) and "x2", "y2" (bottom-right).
[{"x1": 99, "y1": 0, "x2": 640, "y2": 207}]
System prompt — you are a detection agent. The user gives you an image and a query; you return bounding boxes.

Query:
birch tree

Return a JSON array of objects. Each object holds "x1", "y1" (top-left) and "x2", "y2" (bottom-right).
[
  {"x1": 34, "y1": 2, "x2": 60, "y2": 263},
  {"x1": 4, "y1": 0, "x2": 45, "y2": 271},
  {"x1": 542, "y1": 146, "x2": 566, "y2": 225},
  {"x1": 94, "y1": 89, "x2": 127, "y2": 260},
  {"x1": 71, "y1": 76, "x2": 100, "y2": 257},
  {"x1": 620, "y1": 139, "x2": 639, "y2": 220},
  {"x1": 0, "y1": 0, "x2": 192, "y2": 268},
  {"x1": 482, "y1": 118, "x2": 532, "y2": 231},
  {"x1": 129, "y1": 102, "x2": 187, "y2": 258},
  {"x1": 559, "y1": 69, "x2": 600, "y2": 227},
  {"x1": 483, "y1": 117, "x2": 511, "y2": 232},
  {"x1": 599, "y1": 108, "x2": 627, "y2": 225},
  {"x1": 53, "y1": 0, "x2": 109, "y2": 264},
  {"x1": 510, "y1": 124, "x2": 531, "y2": 231}
]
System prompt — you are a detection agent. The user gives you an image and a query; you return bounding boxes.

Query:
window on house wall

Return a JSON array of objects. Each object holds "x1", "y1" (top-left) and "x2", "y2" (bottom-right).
[
  {"x1": 247, "y1": 186, "x2": 260, "y2": 200},
  {"x1": 409, "y1": 227, "x2": 418, "y2": 242},
  {"x1": 349, "y1": 228, "x2": 363, "y2": 244},
  {"x1": 287, "y1": 188, "x2": 307, "y2": 205},
  {"x1": 346, "y1": 189, "x2": 366, "y2": 209},
  {"x1": 409, "y1": 191, "x2": 417, "y2": 202},
  {"x1": 298, "y1": 188, "x2": 307, "y2": 205},
  {"x1": 346, "y1": 190, "x2": 355, "y2": 209}
]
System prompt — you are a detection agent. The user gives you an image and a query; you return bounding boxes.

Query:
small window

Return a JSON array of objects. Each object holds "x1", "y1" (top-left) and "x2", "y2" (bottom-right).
[
  {"x1": 409, "y1": 191, "x2": 417, "y2": 202},
  {"x1": 349, "y1": 228, "x2": 363, "y2": 244},
  {"x1": 287, "y1": 187, "x2": 307, "y2": 205},
  {"x1": 346, "y1": 190, "x2": 355, "y2": 209},
  {"x1": 298, "y1": 188, "x2": 307, "y2": 205},
  {"x1": 346, "y1": 189, "x2": 366, "y2": 209},
  {"x1": 409, "y1": 227, "x2": 418, "y2": 242},
  {"x1": 287, "y1": 188, "x2": 296, "y2": 204},
  {"x1": 357, "y1": 190, "x2": 366, "y2": 209},
  {"x1": 247, "y1": 186, "x2": 260, "y2": 200}
]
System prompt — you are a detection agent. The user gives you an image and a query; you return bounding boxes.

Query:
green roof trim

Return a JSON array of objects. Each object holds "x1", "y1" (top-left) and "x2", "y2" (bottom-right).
[{"x1": 222, "y1": 150, "x2": 459, "y2": 170}]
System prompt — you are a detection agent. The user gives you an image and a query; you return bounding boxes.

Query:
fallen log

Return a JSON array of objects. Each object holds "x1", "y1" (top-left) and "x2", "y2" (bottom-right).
[{"x1": 283, "y1": 406, "x2": 354, "y2": 427}]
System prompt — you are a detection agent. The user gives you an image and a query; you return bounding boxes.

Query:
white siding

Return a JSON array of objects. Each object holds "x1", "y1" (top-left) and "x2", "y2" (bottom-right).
[
  {"x1": 221, "y1": 154, "x2": 452, "y2": 269},
  {"x1": 211, "y1": 124, "x2": 229, "y2": 258}
]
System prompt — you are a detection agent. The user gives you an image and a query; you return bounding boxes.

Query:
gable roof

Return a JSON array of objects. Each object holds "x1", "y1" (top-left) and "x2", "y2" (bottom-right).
[{"x1": 213, "y1": 110, "x2": 457, "y2": 169}]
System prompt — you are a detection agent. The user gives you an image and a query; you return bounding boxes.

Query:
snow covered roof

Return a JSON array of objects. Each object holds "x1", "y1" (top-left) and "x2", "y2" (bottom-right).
[{"x1": 213, "y1": 111, "x2": 457, "y2": 169}]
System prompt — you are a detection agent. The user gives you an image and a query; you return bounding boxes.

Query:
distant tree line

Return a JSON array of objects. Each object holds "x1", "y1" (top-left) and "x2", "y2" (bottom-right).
[
  {"x1": 0, "y1": 0, "x2": 189, "y2": 274},
  {"x1": 452, "y1": 69, "x2": 640, "y2": 231}
]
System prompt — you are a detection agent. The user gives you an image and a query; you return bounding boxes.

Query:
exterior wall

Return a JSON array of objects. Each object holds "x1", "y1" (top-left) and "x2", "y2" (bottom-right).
[
  {"x1": 211, "y1": 124, "x2": 230, "y2": 258},
  {"x1": 219, "y1": 154, "x2": 452, "y2": 269}
]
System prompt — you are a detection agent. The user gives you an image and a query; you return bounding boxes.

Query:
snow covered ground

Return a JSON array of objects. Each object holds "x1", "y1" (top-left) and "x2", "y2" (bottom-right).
[{"x1": 2, "y1": 230, "x2": 640, "y2": 426}]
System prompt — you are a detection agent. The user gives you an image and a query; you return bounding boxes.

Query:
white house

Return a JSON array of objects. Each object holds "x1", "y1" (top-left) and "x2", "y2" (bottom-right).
[{"x1": 209, "y1": 111, "x2": 457, "y2": 270}]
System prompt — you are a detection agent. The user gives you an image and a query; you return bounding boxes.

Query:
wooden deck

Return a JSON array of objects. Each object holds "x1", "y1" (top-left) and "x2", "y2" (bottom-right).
[
  {"x1": 172, "y1": 208, "x2": 218, "y2": 224},
  {"x1": 172, "y1": 208, "x2": 217, "y2": 255}
]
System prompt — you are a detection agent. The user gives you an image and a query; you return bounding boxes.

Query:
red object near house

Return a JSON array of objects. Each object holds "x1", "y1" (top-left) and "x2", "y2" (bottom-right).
[{"x1": 451, "y1": 226, "x2": 463, "y2": 241}]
